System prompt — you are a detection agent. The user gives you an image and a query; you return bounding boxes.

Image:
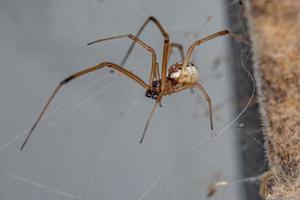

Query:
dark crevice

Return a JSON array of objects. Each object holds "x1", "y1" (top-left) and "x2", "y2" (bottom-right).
[{"x1": 226, "y1": 1, "x2": 266, "y2": 200}]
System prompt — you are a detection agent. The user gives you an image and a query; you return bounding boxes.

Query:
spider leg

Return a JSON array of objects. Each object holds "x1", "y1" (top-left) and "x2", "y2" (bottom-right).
[
  {"x1": 121, "y1": 16, "x2": 170, "y2": 89},
  {"x1": 172, "y1": 83, "x2": 213, "y2": 130},
  {"x1": 119, "y1": 16, "x2": 170, "y2": 89},
  {"x1": 121, "y1": 16, "x2": 169, "y2": 67},
  {"x1": 20, "y1": 62, "x2": 148, "y2": 151},
  {"x1": 87, "y1": 34, "x2": 157, "y2": 85},
  {"x1": 154, "y1": 62, "x2": 160, "y2": 80},
  {"x1": 139, "y1": 101, "x2": 159, "y2": 143},
  {"x1": 168, "y1": 43, "x2": 184, "y2": 62},
  {"x1": 139, "y1": 93, "x2": 163, "y2": 143},
  {"x1": 182, "y1": 30, "x2": 249, "y2": 69},
  {"x1": 194, "y1": 83, "x2": 213, "y2": 130},
  {"x1": 161, "y1": 39, "x2": 170, "y2": 91}
]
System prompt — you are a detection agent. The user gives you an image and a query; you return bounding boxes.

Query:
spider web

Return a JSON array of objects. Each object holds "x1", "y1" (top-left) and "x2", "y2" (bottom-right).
[{"x1": 0, "y1": 0, "x2": 265, "y2": 199}]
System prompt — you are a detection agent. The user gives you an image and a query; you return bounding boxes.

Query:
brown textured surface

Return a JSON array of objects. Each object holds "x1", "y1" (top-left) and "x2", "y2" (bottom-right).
[{"x1": 246, "y1": 0, "x2": 300, "y2": 199}]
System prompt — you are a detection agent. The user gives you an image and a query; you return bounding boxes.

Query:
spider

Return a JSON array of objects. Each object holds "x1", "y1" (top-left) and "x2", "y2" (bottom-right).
[{"x1": 20, "y1": 16, "x2": 245, "y2": 150}]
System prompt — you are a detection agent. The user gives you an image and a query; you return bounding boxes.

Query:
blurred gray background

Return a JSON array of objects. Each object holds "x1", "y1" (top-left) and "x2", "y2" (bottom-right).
[{"x1": 0, "y1": 0, "x2": 264, "y2": 199}]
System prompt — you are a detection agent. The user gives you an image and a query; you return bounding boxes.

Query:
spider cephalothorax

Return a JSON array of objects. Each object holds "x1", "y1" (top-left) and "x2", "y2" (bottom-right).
[{"x1": 20, "y1": 16, "x2": 242, "y2": 150}]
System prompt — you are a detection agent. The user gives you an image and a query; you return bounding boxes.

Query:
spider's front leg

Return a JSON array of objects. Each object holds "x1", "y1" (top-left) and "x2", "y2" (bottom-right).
[
  {"x1": 87, "y1": 34, "x2": 158, "y2": 87},
  {"x1": 121, "y1": 16, "x2": 169, "y2": 66},
  {"x1": 182, "y1": 30, "x2": 249, "y2": 71},
  {"x1": 20, "y1": 62, "x2": 148, "y2": 151}
]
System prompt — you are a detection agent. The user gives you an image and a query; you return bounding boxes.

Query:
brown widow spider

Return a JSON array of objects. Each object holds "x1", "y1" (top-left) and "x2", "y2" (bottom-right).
[{"x1": 20, "y1": 16, "x2": 246, "y2": 150}]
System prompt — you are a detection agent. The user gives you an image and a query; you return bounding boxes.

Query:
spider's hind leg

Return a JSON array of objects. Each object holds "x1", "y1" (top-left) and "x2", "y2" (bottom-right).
[{"x1": 121, "y1": 16, "x2": 169, "y2": 66}]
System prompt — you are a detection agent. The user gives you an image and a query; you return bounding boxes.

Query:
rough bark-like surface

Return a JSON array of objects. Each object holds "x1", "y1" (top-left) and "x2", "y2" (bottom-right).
[{"x1": 245, "y1": 0, "x2": 300, "y2": 199}]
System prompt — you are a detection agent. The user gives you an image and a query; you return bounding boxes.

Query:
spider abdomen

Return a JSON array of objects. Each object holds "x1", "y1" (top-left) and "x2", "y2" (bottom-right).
[{"x1": 168, "y1": 62, "x2": 198, "y2": 84}]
